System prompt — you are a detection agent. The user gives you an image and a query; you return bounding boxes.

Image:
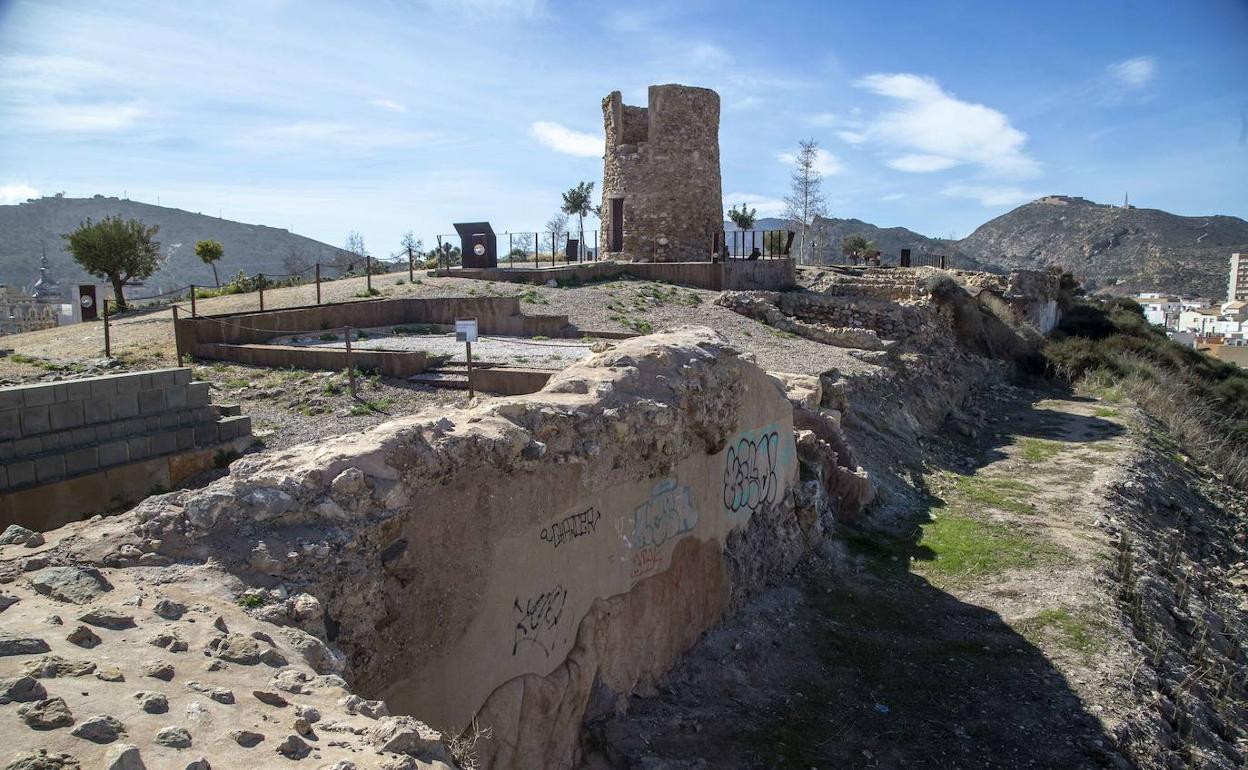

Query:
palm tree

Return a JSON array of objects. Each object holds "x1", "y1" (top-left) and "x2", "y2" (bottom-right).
[
  {"x1": 841, "y1": 234, "x2": 876, "y2": 266},
  {"x1": 561, "y1": 181, "x2": 595, "y2": 260},
  {"x1": 728, "y1": 203, "x2": 757, "y2": 230}
]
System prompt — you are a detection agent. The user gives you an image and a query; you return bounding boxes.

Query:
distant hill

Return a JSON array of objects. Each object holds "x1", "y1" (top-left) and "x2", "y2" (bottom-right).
[
  {"x1": 728, "y1": 216, "x2": 986, "y2": 269},
  {"x1": 955, "y1": 195, "x2": 1248, "y2": 298},
  {"x1": 0, "y1": 195, "x2": 350, "y2": 294}
]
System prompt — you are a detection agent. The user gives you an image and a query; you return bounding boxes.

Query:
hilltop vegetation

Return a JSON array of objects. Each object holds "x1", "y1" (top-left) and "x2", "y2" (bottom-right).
[
  {"x1": 1046, "y1": 296, "x2": 1248, "y2": 484},
  {"x1": 0, "y1": 195, "x2": 349, "y2": 292}
]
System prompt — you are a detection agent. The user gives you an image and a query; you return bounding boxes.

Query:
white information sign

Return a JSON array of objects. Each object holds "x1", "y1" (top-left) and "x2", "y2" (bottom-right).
[{"x1": 455, "y1": 318, "x2": 478, "y2": 343}]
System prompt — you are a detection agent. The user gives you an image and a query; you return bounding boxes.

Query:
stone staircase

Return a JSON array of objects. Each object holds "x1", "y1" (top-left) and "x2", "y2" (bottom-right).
[{"x1": 409, "y1": 361, "x2": 471, "y2": 390}]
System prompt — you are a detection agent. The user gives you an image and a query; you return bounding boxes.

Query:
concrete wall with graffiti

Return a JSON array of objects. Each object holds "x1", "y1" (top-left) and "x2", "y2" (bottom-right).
[{"x1": 372, "y1": 359, "x2": 797, "y2": 736}]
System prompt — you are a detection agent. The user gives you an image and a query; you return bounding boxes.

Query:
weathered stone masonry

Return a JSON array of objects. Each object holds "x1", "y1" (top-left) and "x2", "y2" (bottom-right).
[{"x1": 602, "y1": 85, "x2": 723, "y2": 262}]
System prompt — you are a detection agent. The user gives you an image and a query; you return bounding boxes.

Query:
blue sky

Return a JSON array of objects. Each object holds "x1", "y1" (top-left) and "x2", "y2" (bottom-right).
[{"x1": 2, "y1": 0, "x2": 1246, "y2": 255}]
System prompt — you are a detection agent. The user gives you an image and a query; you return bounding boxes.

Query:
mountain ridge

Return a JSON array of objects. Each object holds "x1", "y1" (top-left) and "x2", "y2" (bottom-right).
[{"x1": 0, "y1": 195, "x2": 350, "y2": 293}]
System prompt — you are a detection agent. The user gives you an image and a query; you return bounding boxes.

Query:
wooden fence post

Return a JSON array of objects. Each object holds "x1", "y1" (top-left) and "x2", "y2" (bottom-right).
[
  {"x1": 171, "y1": 304, "x2": 181, "y2": 366},
  {"x1": 366, "y1": 256, "x2": 372, "y2": 294},
  {"x1": 190, "y1": 285, "x2": 196, "y2": 317},
  {"x1": 103, "y1": 298, "x2": 112, "y2": 358},
  {"x1": 315, "y1": 263, "x2": 322, "y2": 305},
  {"x1": 344, "y1": 327, "x2": 357, "y2": 398},
  {"x1": 258, "y1": 273, "x2": 265, "y2": 311}
]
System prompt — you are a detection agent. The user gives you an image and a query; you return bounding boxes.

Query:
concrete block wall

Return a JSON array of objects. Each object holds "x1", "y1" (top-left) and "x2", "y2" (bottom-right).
[{"x1": 0, "y1": 368, "x2": 250, "y2": 494}]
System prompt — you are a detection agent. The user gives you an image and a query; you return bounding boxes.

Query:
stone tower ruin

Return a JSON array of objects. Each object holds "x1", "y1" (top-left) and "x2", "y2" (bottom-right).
[{"x1": 601, "y1": 84, "x2": 723, "y2": 262}]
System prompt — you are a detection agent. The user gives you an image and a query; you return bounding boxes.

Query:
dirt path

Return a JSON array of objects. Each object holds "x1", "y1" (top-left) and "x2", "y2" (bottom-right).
[{"x1": 584, "y1": 389, "x2": 1144, "y2": 769}]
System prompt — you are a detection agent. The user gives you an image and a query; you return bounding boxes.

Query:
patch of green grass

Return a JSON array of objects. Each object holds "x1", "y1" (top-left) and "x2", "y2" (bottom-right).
[
  {"x1": 321, "y1": 381, "x2": 342, "y2": 396},
  {"x1": 237, "y1": 593, "x2": 264, "y2": 608},
  {"x1": 349, "y1": 396, "x2": 394, "y2": 416},
  {"x1": 1015, "y1": 607, "x2": 1108, "y2": 659},
  {"x1": 1017, "y1": 437, "x2": 1066, "y2": 463},
  {"x1": 531, "y1": 335, "x2": 550, "y2": 341},
  {"x1": 221, "y1": 377, "x2": 250, "y2": 390},
  {"x1": 935, "y1": 472, "x2": 1039, "y2": 515},
  {"x1": 1093, "y1": 406, "x2": 1119, "y2": 418},
  {"x1": 914, "y1": 512, "x2": 1068, "y2": 585},
  {"x1": 765, "y1": 326, "x2": 798, "y2": 340},
  {"x1": 319, "y1": 332, "x2": 337, "y2": 341},
  {"x1": 519, "y1": 289, "x2": 548, "y2": 305}
]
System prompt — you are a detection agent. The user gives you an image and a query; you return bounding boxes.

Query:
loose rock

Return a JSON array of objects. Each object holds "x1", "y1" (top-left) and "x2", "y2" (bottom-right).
[
  {"x1": 187, "y1": 681, "x2": 234, "y2": 704},
  {"x1": 133, "y1": 691, "x2": 168, "y2": 714},
  {"x1": 231, "y1": 729, "x2": 265, "y2": 748},
  {"x1": 95, "y1": 667, "x2": 125, "y2": 682},
  {"x1": 66, "y1": 625, "x2": 101, "y2": 649},
  {"x1": 28, "y1": 566, "x2": 112, "y2": 605},
  {"x1": 141, "y1": 662, "x2": 175, "y2": 681},
  {"x1": 205, "y1": 633, "x2": 261, "y2": 664},
  {"x1": 77, "y1": 609, "x2": 135, "y2": 630},
  {"x1": 103, "y1": 743, "x2": 145, "y2": 770},
  {"x1": 3, "y1": 749, "x2": 81, "y2": 769},
  {"x1": 275, "y1": 734, "x2": 311, "y2": 759},
  {"x1": 70, "y1": 714, "x2": 125, "y2": 744},
  {"x1": 151, "y1": 598, "x2": 186, "y2": 620},
  {"x1": 18, "y1": 697, "x2": 75, "y2": 729},
  {"x1": 367, "y1": 716, "x2": 452, "y2": 762},
  {"x1": 22, "y1": 655, "x2": 95, "y2": 678},
  {"x1": 0, "y1": 675, "x2": 47, "y2": 703},
  {"x1": 253, "y1": 689, "x2": 289, "y2": 707},
  {"x1": 155, "y1": 726, "x2": 193, "y2": 749},
  {"x1": 0, "y1": 635, "x2": 51, "y2": 657}
]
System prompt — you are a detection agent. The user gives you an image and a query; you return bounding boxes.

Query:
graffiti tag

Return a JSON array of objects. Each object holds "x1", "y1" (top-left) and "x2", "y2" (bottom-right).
[
  {"x1": 723, "y1": 428, "x2": 780, "y2": 516},
  {"x1": 627, "y1": 479, "x2": 698, "y2": 550},
  {"x1": 539, "y1": 506, "x2": 602, "y2": 549},
  {"x1": 512, "y1": 584, "x2": 568, "y2": 657},
  {"x1": 630, "y1": 547, "x2": 664, "y2": 579}
]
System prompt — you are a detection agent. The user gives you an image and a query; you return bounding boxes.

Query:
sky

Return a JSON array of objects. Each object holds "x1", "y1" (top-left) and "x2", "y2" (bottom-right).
[{"x1": 1, "y1": 0, "x2": 1246, "y2": 255}]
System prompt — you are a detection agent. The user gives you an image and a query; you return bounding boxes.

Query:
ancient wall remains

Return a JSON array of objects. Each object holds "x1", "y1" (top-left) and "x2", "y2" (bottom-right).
[
  {"x1": 0, "y1": 368, "x2": 251, "y2": 529},
  {"x1": 15, "y1": 328, "x2": 869, "y2": 770},
  {"x1": 602, "y1": 85, "x2": 723, "y2": 262}
]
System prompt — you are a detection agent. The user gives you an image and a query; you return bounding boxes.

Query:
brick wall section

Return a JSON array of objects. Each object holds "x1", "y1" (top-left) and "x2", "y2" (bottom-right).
[
  {"x1": 0, "y1": 368, "x2": 250, "y2": 494},
  {"x1": 195, "y1": 343, "x2": 429, "y2": 378}
]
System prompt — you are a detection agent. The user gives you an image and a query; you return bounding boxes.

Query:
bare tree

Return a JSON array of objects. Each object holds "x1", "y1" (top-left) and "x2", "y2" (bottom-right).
[
  {"x1": 508, "y1": 232, "x2": 534, "y2": 264},
  {"x1": 343, "y1": 230, "x2": 368, "y2": 272},
  {"x1": 281, "y1": 245, "x2": 309, "y2": 276},
  {"x1": 544, "y1": 212, "x2": 569, "y2": 260},
  {"x1": 782, "y1": 139, "x2": 827, "y2": 265}
]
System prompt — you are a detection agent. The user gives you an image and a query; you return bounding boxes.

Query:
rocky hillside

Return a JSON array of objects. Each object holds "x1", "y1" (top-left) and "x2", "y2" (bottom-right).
[
  {"x1": 957, "y1": 195, "x2": 1248, "y2": 298},
  {"x1": 0, "y1": 195, "x2": 349, "y2": 294}
]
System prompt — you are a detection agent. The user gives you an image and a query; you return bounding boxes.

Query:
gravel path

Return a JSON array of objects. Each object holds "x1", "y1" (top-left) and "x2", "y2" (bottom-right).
[
  {"x1": 1, "y1": 268, "x2": 876, "y2": 380},
  {"x1": 273, "y1": 330, "x2": 595, "y2": 370}
]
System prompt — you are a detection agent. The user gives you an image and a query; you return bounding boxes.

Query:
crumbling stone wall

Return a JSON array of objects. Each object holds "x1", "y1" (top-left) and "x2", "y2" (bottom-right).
[
  {"x1": 12, "y1": 328, "x2": 870, "y2": 770},
  {"x1": 602, "y1": 85, "x2": 723, "y2": 262}
]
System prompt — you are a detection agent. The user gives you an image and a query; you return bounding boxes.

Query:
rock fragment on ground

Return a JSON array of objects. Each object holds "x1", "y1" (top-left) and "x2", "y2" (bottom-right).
[
  {"x1": 70, "y1": 714, "x2": 126, "y2": 743},
  {"x1": 28, "y1": 566, "x2": 112, "y2": 604},
  {"x1": 17, "y1": 696, "x2": 75, "y2": 729}
]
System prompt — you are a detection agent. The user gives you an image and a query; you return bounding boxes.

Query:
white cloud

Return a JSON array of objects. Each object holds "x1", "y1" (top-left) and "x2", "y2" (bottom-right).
[
  {"x1": 724, "y1": 193, "x2": 785, "y2": 218},
  {"x1": 776, "y1": 148, "x2": 845, "y2": 176},
  {"x1": 880, "y1": 192, "x2": 906, "y2": 202},
  {"x1": 886, "y1": 153, "x2": 958, "y2": 173},
  {"x1": 689, "y1": 43, "x2": 731, "y2": 69},
  {"x1": 807, "y1": 112, "x2": 840, "y2": 127},
  {"x1": 942, "y1": 182, "x2": 1039, "y2": 207},
  {"x1": 422, "y1": 0, "x2": 544, "y2": 16},
  {"x1": 529, "y1": 121, "x2": 601, "y2": 157},
  {"x1": 836, "y1": 130, "x2": 866, "y2": 146},
  {"x1": 46, "y1": 102, "x2": 147, "y2": 132},
  {"x1": 0, "y1": 184, "x2": 39, "y2": 205},
  {"x1": 1108, "y1": 56, "x2": 1157, "y2": 89},
  {"x1": 851, "y1": 73, "x2": 1039, "y2": 178},
  {"x1": 245, "y1": 121, "x2": 438, "y2": 151},
  {"x1": 371, "y1": 98, "x2": 407, "y2": 113}
]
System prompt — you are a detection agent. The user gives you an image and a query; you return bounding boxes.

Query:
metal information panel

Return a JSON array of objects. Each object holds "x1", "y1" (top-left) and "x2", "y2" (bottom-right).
[{"x1": 455, "y1": 318, "x2": 478, "y2": 343}]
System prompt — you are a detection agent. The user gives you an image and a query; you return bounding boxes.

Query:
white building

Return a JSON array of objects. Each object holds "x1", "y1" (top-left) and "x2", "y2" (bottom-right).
[
  {"x1": 1230, "y1": 253, "x2": 1247, "y2": 303},
  {"x1": 1178, "y1": 307, "x2": 1221, "y2": 336},
  {"x1": 1134, "y1": 295, "x2": 1181, "y2": 327}
]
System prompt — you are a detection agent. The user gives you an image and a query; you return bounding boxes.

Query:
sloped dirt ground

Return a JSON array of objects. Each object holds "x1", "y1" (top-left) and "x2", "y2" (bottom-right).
[{"x1": 583, "y1": 386, "x2": 1248, "y2": 769}]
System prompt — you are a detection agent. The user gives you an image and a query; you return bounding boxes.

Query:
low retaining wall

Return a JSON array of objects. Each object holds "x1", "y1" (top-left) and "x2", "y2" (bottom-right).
[
  {"x1": 197, "y1": 343, "x2": 430, "y2": 379},
  {"x1": 176, "y1": 296, "x2": 576, "y2": 351},
  {"x1": 0, "y1": 368, "x2": 252, "y2": 529},
  {"x1": 470, "y1": 366, "x2": 554, "y2": 395},
  {"x1": 436, "y1": 258, "x2": 796, "y2": 292}
]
